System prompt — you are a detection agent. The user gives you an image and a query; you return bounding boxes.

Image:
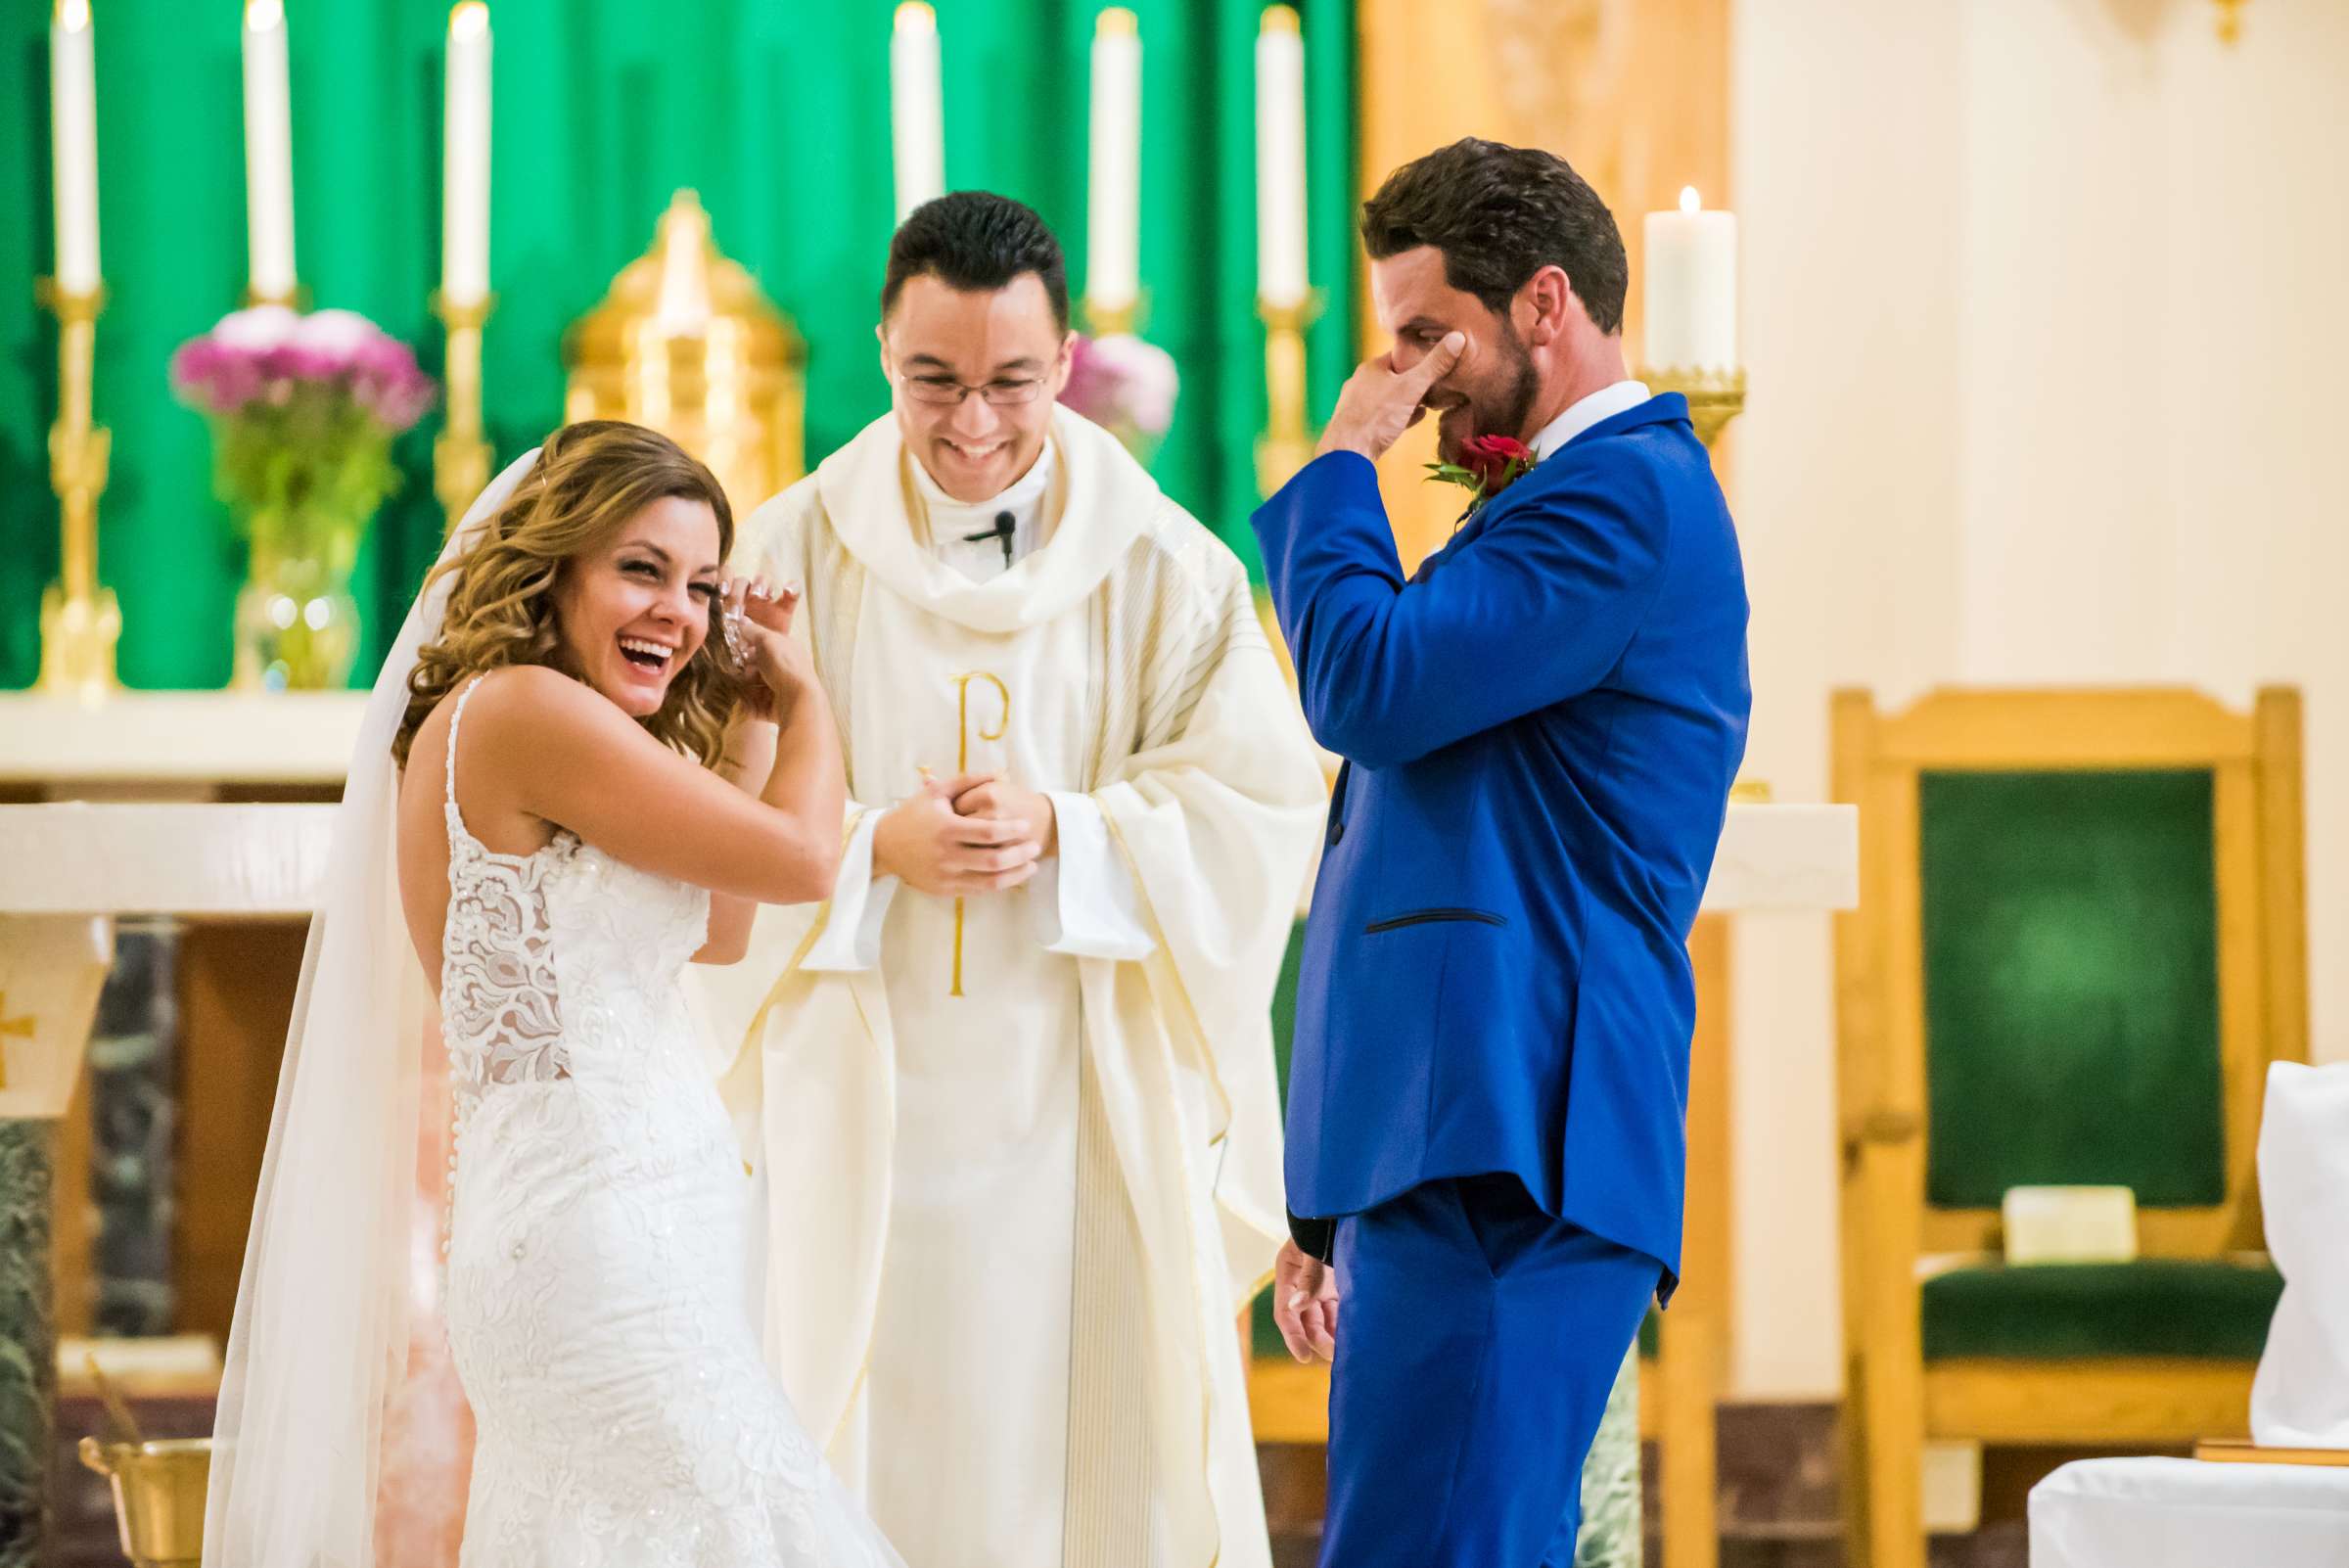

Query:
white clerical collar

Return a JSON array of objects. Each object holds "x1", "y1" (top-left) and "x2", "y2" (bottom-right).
[
  {"x1": 908, "y1": 442, "x2": 1056, "y2": 582},
  {"x1": 1528, "y1": 379, "x2": 1652, "y2": 462}
]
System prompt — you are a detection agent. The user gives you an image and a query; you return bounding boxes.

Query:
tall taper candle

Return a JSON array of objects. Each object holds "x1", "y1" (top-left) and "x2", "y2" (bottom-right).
[
  {"x1": 50, "y1": 0, "x2": 100, "y2": 294},
  {"x1": 891, "y1": 2, "x2": 944, "y2": 221},
  {"x1": 442, "y1": 2, "x2": 491, "y2": 307},
  {"x1": 1085, "y1": 8, "x2": 1141, "y2": 321},
  {"x1": 1642, "y1": 186, "x2": 1737, "y2": 373},
  {"x1": 242, "y1": 0, "x2": 296, "y2": 300},
  {"x1": 1255, "y1": 7, "x2": 1308, "y2": 309}
]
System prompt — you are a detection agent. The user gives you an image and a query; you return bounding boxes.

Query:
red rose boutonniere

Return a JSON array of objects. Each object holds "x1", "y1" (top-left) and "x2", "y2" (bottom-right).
[{"x1": 1424, "y1": 435, "x2": 1537, "y2": 508}]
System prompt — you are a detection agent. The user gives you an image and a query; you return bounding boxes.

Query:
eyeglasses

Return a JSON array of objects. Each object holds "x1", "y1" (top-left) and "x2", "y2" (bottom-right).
[{"x1": 897, "y1": 371, "x2": 1051, "y2": 408}]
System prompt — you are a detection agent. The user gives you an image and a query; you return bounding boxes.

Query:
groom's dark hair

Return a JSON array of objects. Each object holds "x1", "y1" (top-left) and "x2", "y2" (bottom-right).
[
  {"x1": 1361, "y1": 138, "x2": 1628, "y2": 336},
  {"x1": 882, "y1": 191, "x2": 1072, "y2": 330}
]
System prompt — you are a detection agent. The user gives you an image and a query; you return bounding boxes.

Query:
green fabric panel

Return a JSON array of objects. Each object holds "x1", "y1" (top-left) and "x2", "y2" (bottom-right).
[
  {"x1": 3, "y1": 0, "x2": 1358, "y2": 689},
  {"x1": 1920, "y1": 1261, "x2": 2282, "y2": 1361},
  {"x1": 1918, "y1": 770, "x2": 2227, "y2": 1209},
  {"x1": 1637, "y1": 1307, "x2": 1658, "y2": 1360}
]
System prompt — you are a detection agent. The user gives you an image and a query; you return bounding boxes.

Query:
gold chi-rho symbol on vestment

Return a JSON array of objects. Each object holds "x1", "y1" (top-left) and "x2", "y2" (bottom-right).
[{"x1": 949, "y1": 671, "x2": 1010, "y2": 997}]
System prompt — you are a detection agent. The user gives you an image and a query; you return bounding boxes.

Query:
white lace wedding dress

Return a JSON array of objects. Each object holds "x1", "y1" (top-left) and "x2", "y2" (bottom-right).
[{"x1": 436, "y1": 675, "x2": 901, "y2": 1567}]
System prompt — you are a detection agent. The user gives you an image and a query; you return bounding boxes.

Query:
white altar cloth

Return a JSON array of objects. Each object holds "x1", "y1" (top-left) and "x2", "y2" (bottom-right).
[{"x1": 2029, "y1": 1456, "x2": 2349, "y2": 1568}]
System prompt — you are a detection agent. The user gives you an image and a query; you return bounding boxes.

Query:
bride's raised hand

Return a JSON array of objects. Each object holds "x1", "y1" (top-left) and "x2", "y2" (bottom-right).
[{"x1": 721, "y1": 576, "x2": 815, "y2": 722}]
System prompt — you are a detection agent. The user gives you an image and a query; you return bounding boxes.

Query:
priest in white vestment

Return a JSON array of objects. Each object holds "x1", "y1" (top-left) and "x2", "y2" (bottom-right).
[{"x1": 695, "y1": 192, "x2": 1325, "y2": 1568}]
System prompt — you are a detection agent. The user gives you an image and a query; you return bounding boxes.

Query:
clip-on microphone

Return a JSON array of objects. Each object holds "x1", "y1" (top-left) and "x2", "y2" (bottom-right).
[{"x1": 962, "y1": 510, "x2": 1017, "y2": 571}]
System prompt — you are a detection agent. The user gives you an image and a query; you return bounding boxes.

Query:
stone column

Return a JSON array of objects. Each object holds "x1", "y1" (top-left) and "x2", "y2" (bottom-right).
[
  {"x1": 0, "y1": 1121, "x2": 56, "y2": 1568},
  {"x1": 88, "y1": 924, "x2": 178, "y2": 1336}
]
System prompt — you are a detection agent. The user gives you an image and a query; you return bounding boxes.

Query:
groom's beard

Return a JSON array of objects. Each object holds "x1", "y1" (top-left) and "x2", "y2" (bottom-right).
[{"x1": 1434, "y1": 325, "x2": 1540, "y2": 466}]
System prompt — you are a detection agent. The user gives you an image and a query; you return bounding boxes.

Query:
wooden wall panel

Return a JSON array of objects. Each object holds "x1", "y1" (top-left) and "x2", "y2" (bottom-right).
[
  {"x1": 1356, "y1": 0, "x2": 1733, "y2": 568},
  {"x1": 174, "y1": 921, "x2": 304, "y2": 1346}
]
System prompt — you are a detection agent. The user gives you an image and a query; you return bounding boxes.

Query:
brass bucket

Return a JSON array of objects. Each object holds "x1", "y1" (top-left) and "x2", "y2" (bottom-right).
[{"x1": 78, "y1": 1435, "x2": 210, "y2": 1567}]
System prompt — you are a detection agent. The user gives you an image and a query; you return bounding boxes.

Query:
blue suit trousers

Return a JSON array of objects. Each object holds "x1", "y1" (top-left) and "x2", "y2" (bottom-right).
[{"x1": 1321, "y1": 1176, "x2": 1661, "y2": 1568}]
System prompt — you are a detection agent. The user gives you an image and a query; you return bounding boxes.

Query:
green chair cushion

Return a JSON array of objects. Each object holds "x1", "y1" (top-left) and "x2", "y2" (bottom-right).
[
  {"x1": 1920, "y1": 1260, "x2": 2281, "y2": 1361},
  {"x1": 1918, "y1": 770, "x2": 2226, "y2": 1209}
]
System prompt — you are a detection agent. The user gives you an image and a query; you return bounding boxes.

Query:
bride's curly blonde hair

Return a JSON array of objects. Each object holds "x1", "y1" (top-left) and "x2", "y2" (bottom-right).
[{"x1": 392, "y1": 420, "x2": 743, "y2": 770}]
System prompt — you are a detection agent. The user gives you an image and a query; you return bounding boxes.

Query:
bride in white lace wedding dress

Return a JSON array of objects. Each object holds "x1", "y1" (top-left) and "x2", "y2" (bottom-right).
[
  {"x1": 432, "y1": 671, "x2": 890, "y2": 1565},
  {"x1": 205, "y1": 424, "x2": 909, "y2": 1568}
]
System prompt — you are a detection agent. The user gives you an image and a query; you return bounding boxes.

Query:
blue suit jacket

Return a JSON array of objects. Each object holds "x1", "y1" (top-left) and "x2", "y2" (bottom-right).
[{"x1": 1252, "y1": 392, "x2": 1750, "y2": 1285}]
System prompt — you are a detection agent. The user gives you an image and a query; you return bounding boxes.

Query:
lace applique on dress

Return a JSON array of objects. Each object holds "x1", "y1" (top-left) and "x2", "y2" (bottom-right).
[{"x1": 438, "y1": 673, "x2": 575, "y2": 1130}]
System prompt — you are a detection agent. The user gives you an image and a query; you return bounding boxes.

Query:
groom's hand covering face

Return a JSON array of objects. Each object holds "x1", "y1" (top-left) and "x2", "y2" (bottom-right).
[
  {"x1": 1361, "y1": 244, "x2": 1569, "y2": 467},
  {"x1": 878, "y1": 272, "x2": 1074, "y2": 506}
]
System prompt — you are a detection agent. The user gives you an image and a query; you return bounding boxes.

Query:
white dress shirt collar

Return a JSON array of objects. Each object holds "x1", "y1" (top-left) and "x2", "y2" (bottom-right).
[{"x1": 1527, "y1": 379, "x2": 1652, "y2": 463}]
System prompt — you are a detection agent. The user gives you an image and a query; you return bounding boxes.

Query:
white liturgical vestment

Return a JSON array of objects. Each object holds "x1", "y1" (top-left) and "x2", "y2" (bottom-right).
[{"x1": 695, "y1": 406, "x2": 1324, "y2": 1568}]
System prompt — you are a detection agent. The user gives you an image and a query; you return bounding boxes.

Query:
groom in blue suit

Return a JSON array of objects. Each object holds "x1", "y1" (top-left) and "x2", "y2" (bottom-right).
[{"x1": 1253, "y1": 138, "x2": 1750, "y2": 1566}]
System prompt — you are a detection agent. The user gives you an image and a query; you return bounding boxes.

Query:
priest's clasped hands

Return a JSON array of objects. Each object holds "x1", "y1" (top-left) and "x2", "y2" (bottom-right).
[{"x1": 873, "y1": 771, "x2": 1056, "y2": 895}]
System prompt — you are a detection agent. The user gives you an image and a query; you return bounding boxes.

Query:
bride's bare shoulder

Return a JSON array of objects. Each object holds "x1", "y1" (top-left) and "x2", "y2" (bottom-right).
[{"x1": 452, "y1": 665, "x2": 642, "y2": 766}]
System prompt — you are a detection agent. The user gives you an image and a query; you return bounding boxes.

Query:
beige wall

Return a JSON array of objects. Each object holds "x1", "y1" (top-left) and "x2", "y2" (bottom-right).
[{"x1": 1728, "y1": 0, "x2": 2349, "y2": 1399}]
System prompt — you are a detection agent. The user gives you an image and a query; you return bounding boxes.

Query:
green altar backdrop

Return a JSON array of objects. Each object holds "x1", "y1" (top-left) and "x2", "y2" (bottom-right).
[{"x1": 2, "y1": 0, "x2": 1359, "y2": 689}]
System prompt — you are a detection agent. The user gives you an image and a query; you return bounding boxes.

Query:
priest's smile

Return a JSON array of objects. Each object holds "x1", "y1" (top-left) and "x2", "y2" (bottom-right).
[{"x1": 879, "y1": 267, "x2": 1075, "y2": 505}]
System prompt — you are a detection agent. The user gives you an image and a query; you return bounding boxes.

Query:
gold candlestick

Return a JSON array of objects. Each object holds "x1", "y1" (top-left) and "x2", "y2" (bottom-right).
[
  {"x1": 1083, "y1": 298, "x2": 1140, "y2": 338},
  {"x1": 434, "y1": 293, "x2": 494, "y2": 534},
  {"x1": 37, "y1": 279, "x2": 119, "y2": 701},
  {"x1": 1256, "y1": 293, "x2": 1321, "y2": 496},
  {"x1": 1640, "y1": 364, "x2": 1747, "y2": 450}
]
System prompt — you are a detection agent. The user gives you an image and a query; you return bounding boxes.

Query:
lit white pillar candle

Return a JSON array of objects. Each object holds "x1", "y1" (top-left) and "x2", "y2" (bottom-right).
[
  {"x1": 891, "y1": 2, "x2": 944, "y2": 222},
  {"x1": 1255, "y1": 6, "x2": 1308, "y2": 309},
  {"x1": 49, "y1": 0, "x2": 100, "y2": 294},
  {"x1": 1642, "y1": 186, "x2": 1736, "y2": 373},
  {"x1": 242, "y1": 0, "x2": 297, "y2": 300},
  {"x1": 1085, "y1": 8, "x2": 1141, "y2": 320},
  {"x1": 442, "y1": 1, "x2": 491, "y2": 307}
]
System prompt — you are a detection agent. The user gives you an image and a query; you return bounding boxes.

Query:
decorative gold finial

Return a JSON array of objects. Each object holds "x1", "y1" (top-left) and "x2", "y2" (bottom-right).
[
  {"x1": 1261, "y1": 5, "x2": 1300, "y2": 34},
  {"x1": 563, "y1": 192, "x2": 807, "y2": 516},
  {"x1": 2213, "y1": 0, "x2": 2246, "y2": 43},
  {"x1": 895, "y1": 0, "x2": 935, "y2": 29},
  {"x1": 1097, "y1": 7, "x2": 1138, "y2": 36}
]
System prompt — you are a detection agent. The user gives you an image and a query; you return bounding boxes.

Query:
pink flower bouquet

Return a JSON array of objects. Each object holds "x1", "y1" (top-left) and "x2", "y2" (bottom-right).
[
  {"x1": 171, "y1": 306, "x2": 438, "y2": 686},
  {"x1": 1058, "y1": 332, "x2": 1179, "y2": 462}
]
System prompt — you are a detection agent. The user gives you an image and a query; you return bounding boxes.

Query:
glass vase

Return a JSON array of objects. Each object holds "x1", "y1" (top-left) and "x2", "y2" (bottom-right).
[{"x1": 232, "y1": 508, "x2": 365, "y2": 691}]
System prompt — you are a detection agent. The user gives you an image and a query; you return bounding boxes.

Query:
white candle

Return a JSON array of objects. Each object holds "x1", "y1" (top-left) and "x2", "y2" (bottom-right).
[
  {"x1": 1254, "y1": 6, "x2": 1308, "y2": 308},
  {"x1": 1642, "y1": 186, "x2": 1737, "y2": 373},
  {"x1": 1085, "y1": 8, "x2": 1141, "y2": 317},
  {"x1": 242, "y1": 0, "x2": 297, "y2": 300},
  {"x1": 442, "y1": 2, "x2": 492, "y2": 307},
  {"x1": 890, "y1": 2, "x2": 944, "y2": 222},
  {"x1": 49, "y1": 0, "x2": 100, "y2": 294}
]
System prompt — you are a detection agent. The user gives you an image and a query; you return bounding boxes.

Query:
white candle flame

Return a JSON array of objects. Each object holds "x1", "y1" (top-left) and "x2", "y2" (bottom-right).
[
  {"x1": 451, "y1": 1, "x2": 488, "y2": 40},
  {"x1": 247, "y1": 0, "x2": 283, "y2": 29},
  {"x1": 57, "y1": 0, "x2": 90, "y2": 32},
  {"x1": 1680, "y1": 185, "x2": 1701, "y2": 214}
]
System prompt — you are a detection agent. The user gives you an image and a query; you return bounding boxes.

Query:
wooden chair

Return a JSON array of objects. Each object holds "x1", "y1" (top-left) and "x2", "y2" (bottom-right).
[
  {"x1": 1248, "y1": 916, "x2": 1730, "y2": 1568},
  {"x1": 1830, "y1": 687, "x2": 2309, "y2": 1568}
]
